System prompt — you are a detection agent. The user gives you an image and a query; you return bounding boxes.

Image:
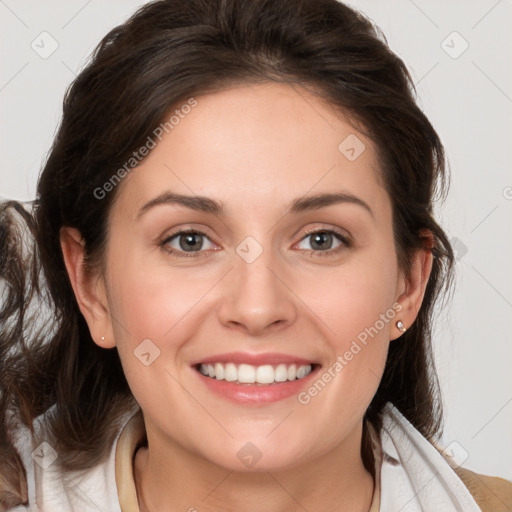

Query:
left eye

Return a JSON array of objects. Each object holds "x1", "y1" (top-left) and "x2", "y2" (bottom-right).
[{"x1": 296, "y1": 230, "x2": 346, "y2": 252}]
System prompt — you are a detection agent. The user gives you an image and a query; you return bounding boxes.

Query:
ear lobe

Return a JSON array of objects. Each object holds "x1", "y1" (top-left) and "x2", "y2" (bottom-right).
[
  {"x1": 393, "y1": 230, "x2": 434, "y2": 339},
  {"x1": 60, "y1": 226, "x2": 116, "y2": 348}
]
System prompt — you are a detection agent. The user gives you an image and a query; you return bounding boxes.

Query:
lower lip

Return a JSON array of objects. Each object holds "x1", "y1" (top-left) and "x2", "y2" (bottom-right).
[{"x1": 194, "y1": 366, "x2": 320, "y2": 405}]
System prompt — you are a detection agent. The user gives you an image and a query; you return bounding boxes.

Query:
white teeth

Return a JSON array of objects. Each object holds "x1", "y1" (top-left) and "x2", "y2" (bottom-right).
[
  {"x1": 255, "y1": 365, "x2": 275, "y2": 384},
  {"x1": 238, "y1": 364, "x2": 255, "y2": 383},
  {"x1": 214, "y1": 362, "x2": 225, "y2": 380},
  {"x1": 275, "y1": 364, "x2": 288, "y2": 382},
  {"x1": 197, "y1": 362, "x2": 313, "y2": 385},
  {"x1": 296, "y1": 365, "x2": 306, "y2": 379},
  {"x1": 224, "y1": 363, "x2": 237, "y2": 382}
]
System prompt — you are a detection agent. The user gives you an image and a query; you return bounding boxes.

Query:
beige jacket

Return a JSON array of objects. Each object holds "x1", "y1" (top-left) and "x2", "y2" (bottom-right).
[{"x1": 454, "y1": 466, "x2": 512, "y2": 512}]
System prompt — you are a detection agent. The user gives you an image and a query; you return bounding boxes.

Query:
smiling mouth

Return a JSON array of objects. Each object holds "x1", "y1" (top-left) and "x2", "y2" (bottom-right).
[{"x1": 195, "y1": 362, "x2": 319, "y2": 385}]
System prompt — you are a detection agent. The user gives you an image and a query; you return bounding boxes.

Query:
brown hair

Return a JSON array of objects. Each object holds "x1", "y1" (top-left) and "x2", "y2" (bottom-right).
[{"x1": 0, "y1": 0, "x2": 454, "y2": 507}]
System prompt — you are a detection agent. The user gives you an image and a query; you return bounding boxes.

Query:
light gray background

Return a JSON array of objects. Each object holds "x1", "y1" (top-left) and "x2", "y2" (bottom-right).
[{"x1": 1, "y1": 0, "x2": 511, "y2": 480}]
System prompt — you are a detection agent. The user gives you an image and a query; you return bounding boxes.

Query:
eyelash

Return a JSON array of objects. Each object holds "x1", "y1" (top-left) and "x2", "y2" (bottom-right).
[{"x1": 160, "y1": 227, "x2": 351, "y2": 259}]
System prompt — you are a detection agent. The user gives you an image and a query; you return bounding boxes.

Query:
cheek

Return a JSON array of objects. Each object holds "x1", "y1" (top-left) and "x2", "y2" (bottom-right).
[
  {"x1": 107, "y1": 247, "x2": 215, "y2": 341},
  {"x1": 105, "y1": 258, "x2": 210, "y2": 421},
  {"x1": 301, "y1": 246, "x2": 400, "y2": 347},
  {"x1": 104, "y1": 249, "x2": 217, "y2": 389},
  {"x1": 294, "y1": 246, "x2": 399, "y2": 413}
]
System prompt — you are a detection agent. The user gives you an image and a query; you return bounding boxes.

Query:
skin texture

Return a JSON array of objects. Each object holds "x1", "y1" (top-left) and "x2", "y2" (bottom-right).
[{"x1": 61, "y1": 82, "x2": 433, "y2": 512}]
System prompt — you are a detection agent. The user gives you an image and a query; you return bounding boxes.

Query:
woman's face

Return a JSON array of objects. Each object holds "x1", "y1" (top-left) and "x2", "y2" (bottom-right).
[{"x1": 91, "y1": 82, "x2": 410, "y2": 471}]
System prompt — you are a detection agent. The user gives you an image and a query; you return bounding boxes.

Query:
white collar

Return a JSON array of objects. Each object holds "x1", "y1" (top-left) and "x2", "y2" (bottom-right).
[{"x1": 378, "y1": 403, "x2": 481, "y2": 511}]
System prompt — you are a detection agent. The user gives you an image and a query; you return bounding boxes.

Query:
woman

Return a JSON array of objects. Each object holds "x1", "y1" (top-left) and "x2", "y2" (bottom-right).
[{"x1": 1, "y1": 0, "x2": 511, "y2": 510}]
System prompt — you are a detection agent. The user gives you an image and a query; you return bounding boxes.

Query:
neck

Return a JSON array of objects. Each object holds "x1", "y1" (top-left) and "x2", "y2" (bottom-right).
[{"x1": 134, "y1": 421, "x2": 375, "y2": 512}]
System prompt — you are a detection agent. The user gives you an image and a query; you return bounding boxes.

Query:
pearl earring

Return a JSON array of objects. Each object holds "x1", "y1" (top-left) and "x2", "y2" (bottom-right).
[
  {"x1": 396, "y1": 321, "x2": 406, "y2": 333},
  {"x1": 101, "y1": 336, "x2": 105, "y2": 341}
]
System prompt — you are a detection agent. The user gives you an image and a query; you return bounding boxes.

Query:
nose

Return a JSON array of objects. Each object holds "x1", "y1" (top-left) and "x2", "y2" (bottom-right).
[{"x1": 217, "y1": 244, "x2": 297, "y2": 336}]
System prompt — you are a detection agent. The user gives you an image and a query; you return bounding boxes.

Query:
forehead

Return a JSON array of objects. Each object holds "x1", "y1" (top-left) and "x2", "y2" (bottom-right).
[{"x1": 113, "y1": 82, "x2": 389, "y2": 221}]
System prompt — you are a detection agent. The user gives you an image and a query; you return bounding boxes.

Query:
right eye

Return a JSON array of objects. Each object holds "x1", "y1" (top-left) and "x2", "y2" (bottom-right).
[{"x1": 161, "y1": 230, "x2": 216, "y2": 257}]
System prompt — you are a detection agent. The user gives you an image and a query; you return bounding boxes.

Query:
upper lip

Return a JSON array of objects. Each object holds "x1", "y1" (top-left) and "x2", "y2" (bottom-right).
[{"x1": 191, "y1": 352, "x2": 318, "y2": 367}]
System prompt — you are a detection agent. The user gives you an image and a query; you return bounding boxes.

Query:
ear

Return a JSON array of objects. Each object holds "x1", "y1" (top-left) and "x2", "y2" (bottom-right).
[
  {"x1": 60, "y1": 226, "x2": 116, "y2": 348},
  {"x1": 392, "y1": 230, "x2": 434, "y2": 340}
]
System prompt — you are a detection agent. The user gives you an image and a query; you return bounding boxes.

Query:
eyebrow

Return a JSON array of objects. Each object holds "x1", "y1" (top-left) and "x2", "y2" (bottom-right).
[
  {"x1": 136, "y1": 191, "x2": 373, "y2": 219},
  {"x1": 289, "y1": 192, "x2": 373, "y2": 217}
]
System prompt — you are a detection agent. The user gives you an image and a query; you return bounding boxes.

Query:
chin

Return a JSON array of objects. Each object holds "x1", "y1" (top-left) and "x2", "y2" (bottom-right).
[{"x1": 198, "y1": 435, "x2": 312, "y2": 473}]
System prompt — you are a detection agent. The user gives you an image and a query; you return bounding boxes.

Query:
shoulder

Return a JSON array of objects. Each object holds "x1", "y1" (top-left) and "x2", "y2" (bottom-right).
[
  {"x1": 453, "y1": 465, "x2": 512, "y2": 512},
  {"x1": 6, "y1": 406, "x2": 138, "y2": 512},
  {"x1": 429, "y1": 419, "x2": 512, "y2": 510},
  {"x1": 377, "y1": 403, "x2": 512, "y2": 512}
]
